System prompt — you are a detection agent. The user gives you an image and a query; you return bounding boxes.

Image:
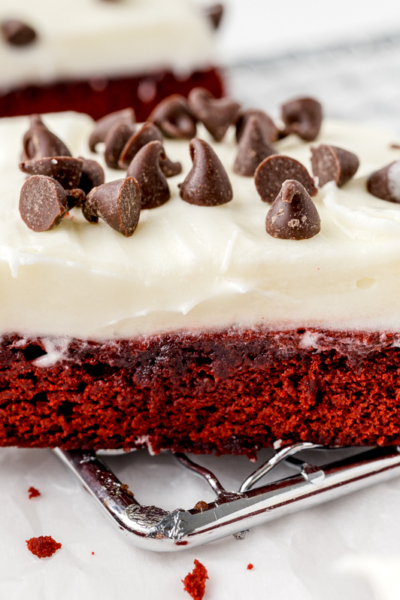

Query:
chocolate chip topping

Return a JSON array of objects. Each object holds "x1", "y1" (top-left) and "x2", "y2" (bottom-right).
[
  {"x1": 204, "y1": 4, "x2": 224, "y2": 29},
  {"x1": 236, "y1": 109, "x2": 278, "y2": 144},
  {"x1": 188, "y1": 88, "x2": 241, "y2": 142},
  {"x1": 159, "y1": 155, "x2": 183, "y2": 178},
  {"x1": 126, "y1": 141, "x2": 170, "y2": 209},
  {"x1": 367, "y1": 161, "x2": 400, "y2": 203},
  {"x1": 19, "y1": 157, "x2": 83, "y2": 190},
  {"x1": 1, "y1": 19, "x2": 37, "y2": 46},
  {"x1": 22, "y1": 115, "x2": 72, "y2": 161},
  {"x1": 118, "y1": 122, "x2": 182, "y2": 177},
  {"x1": 104, "y1": 122, "x2": 136, "y2": 169},
  {"x1": 19, "y1": 175, "x2": 68, "y2": 232},
  {"x1": 83, "y1": 178, "x2": 141, "y2": 236},
  {"x1": 88, "y1": 108, "x2": 135, "y2": 153},
  {"x1": 255, "y1": 155, "x2": 317, "y2": 203},
  {"x1": 66, "y1": 188, "x2": 86, "y2": 210},
  {"x1": 179, "y1": 138, "x2": 233, "y2": 207},
  {"x1": 78, "y1": 158, "x2": 105, "y2": 195},
  {"x1": 266, "y1": 179, "x2": 321, "y2": 240},
  {"x1": 281, "y1": 97, "x2": 323, "y2": 142},
  {"x1": 311, "y1": 144, "x2": 359, "y2": 188},
  {"x1": 233, "y1": 115, "x2": 277, "y2": 177},
  {"x1": 118, "y1": 123, "x2": 163, "y2": 169},
  {"x1": 148, "y1": 95, "x2": 197, "y2": 140}
]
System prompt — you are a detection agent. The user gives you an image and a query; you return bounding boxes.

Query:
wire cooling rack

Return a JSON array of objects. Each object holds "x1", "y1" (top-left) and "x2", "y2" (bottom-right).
[{"x1": 55, "y1": 445, "x2": 400, "y2": 552}]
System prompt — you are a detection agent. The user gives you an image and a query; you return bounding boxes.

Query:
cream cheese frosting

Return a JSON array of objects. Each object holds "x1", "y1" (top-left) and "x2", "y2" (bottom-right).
[
  {"x1": 0, "y1": 0, "x2": 214, "y2": 91},
  {"x1": 1, "y1": 111, "x2": 400, "y2": 340}
]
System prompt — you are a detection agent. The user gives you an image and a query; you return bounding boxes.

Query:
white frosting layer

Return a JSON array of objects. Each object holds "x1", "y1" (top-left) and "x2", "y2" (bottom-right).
[
  {"x1": 1, "y1": 112, "x2": 400, "y2": 340},
  {"x1": 0, "y1": 0, "x2": 214, "y2": 91}
]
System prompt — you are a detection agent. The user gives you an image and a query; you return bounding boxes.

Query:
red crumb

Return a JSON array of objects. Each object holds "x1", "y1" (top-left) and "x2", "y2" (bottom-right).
[
  {"x1": 28, "y1": 486, "x2": 41, "y2": 499},
  {"x1": 26, "y1": 536, "x2": 62, "y2": 558},
  {"x1": 247, "y1": 563, "x2": 254, "y2": 570},
  {"x1": 92, "y1": 552, "x2": 95, "y2": 555},
  {"x1": 182, "y1": 559, "x2": 209, "y2": 600}
]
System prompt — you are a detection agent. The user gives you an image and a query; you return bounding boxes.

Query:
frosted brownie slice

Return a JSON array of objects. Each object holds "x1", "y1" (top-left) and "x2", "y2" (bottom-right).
[
  {"x1": 0, "y1": 0, "x2": 223, "y2": 120},
  {"x1": 1, "y1": 98, "x2": 400, "y2": 456}
]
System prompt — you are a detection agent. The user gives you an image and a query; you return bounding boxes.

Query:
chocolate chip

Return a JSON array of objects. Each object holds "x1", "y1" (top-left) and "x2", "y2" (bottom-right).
[
  {"x1": 118, "y1": 123, "x2": 163, "y2": 169},
  {"x1": 1, "y1": 19, "x2": 37, "y2": 46},
  {"x1": 266, "y1": 179, "x2": 321, "y2": 240},
  {"x1": 148, "y1": 95, "x2": 197, "y2": 140},
  {"x1": 159, "y1": 155, "x2": 182, "y2": 178},
  {"x1": 281, "y1": 97, "x2": 323, "y2": 142},
  {"x1": 104, "y1": 122, "x2": 136, "y2": 169},
  {"x1": 89, "y1": 108, "x2": 135, "y2": 153},
  {"x1": 118, "y1": 122, "x2": 182, "y2": 177},
  {"x1": 19, "y1": 157, "x2": 83, "y2": 190},
  {"x1": 180, "y1": 138, "x2": 233, "y2": 207},
  {"x1": 188, "y1": 88, "x2": 241, "y2": 142},
  {"x1": 236, "y1": 109, "x2": 278, "y2": 144},
  {"x1": 66, "y1": 188, "x2": 86, "y2": 209},
  {"x1": 311, "y1": 144, "x2": 359, "y2": 188},
  {"x1": 22, "y1": 115, "x2": 72, "y2": 161},
  {"x1": 83, "y1": 178, "x2": 141, "y2": 236},
  {"x1": 367, "y1": 161, "x2": 400, "y2": 203},
  {"x1": 19, "y1": 175, "x2": 68, "y2": 232},
  {"x1": 204, "y1": 4, "x2": 224, "y2": 29},
  {"x1": 255, "y1": 155, "x2": 317, "y2": 203},
  {"x1": 233, "y1": 115, "x2": 277, "y2": 177},
  {"x1": 126, "y1": 141, "x2": 170, "y2": 209},
  {"x1": 78, "y1": 158, "x2": 105, "y2": 194}
]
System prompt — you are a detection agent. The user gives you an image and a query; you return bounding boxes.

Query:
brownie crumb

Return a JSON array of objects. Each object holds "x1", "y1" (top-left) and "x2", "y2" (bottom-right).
[
  {"x1": 26, "y1": 536, "x2": 62, "y2": 558},
  {"x1": 28, "y1": 486, "x2": 41, "y2": 499},
  {"x1": 194, "y1": 501, "x2": 209, "y2": 512},
  {"x1": 182, "y1": 559, "x2": 209, "y2": 600},
  {"x1": 247, "y1": 563, "x2": 254, "y2": 570}
]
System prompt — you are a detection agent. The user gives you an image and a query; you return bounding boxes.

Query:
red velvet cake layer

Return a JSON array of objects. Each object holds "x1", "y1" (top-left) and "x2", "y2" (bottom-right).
[
  {"x1": 0, "y1": 67, "x2": 224, "y2": 121},
  {"x1": 1, "y1": 329, "x2": 399, "y2": 456}
]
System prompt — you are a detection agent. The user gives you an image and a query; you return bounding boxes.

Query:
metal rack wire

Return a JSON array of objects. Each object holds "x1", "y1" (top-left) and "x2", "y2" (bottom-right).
[{"x1": 55, "y1": 444, "x2": 400, "y2": 552}]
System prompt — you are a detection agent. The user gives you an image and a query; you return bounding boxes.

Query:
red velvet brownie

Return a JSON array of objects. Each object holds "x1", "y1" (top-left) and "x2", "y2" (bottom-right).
[
  {"x1": 0, "y1": 0, "x2": 224, "y2": 120},
  {"x1": 1, "y1": 98, "x2": 400, "y2": 457}
]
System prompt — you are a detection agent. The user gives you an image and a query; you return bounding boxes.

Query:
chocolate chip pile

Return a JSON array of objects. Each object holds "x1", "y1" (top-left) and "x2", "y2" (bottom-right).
[{"x1": 17, "y1": 90, "x2": 398, "y2": 241}]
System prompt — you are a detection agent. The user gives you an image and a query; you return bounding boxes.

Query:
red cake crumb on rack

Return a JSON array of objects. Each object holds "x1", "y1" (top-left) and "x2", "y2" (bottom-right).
[
  {"x1": 182, "y1": 560, "x2": 209, "y2": 600},
  {"x1": 26, "y1": 536, "x2": 62, "y2": 558}
]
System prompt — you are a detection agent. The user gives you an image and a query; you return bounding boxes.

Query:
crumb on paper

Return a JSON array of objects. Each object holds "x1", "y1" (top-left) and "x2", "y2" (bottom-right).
[
  {"x1": 92, "y1": 551, "x2": 95, "y2": 555},
  {"x1": 247, "y1": 563, "x2": 254, "y2": 570},
  {"x1": 182, "y1": 559, "x2": 209, "y2": 600},
  {"x1": 28, "y1": 486, "x2": 41, "y2": 499},
  {"x1": 26, "y1": 536, "x2": 62, "y2": 558}
]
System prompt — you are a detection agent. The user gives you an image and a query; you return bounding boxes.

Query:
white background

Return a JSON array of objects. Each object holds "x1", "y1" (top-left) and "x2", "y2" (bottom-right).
[{"x1": 213, "y1": 0, "x2": 400, "y2": 63}]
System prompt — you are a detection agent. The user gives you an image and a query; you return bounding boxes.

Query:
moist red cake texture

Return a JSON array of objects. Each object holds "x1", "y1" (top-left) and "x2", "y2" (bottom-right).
[
  {"x1": 1, "y1": 328, "x2": 400, "y2": 456},
  {"x1": 0, "y1": 68, "x2": 224, "y2": 121},
  {"x1": 182, "y1": 559, "x2": 209, "y2": 600},
  {"x1": 28, "y1": 486, "x2": 41, "y2": 499},
  {"x1": 26, "y1": 535, "x2": 62, "y2": 558}
]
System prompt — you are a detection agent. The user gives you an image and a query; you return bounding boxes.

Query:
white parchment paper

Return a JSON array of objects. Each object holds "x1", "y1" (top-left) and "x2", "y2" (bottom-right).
[{"x1": 0, "y1": 447, "x2": 400, "y2": 600}]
